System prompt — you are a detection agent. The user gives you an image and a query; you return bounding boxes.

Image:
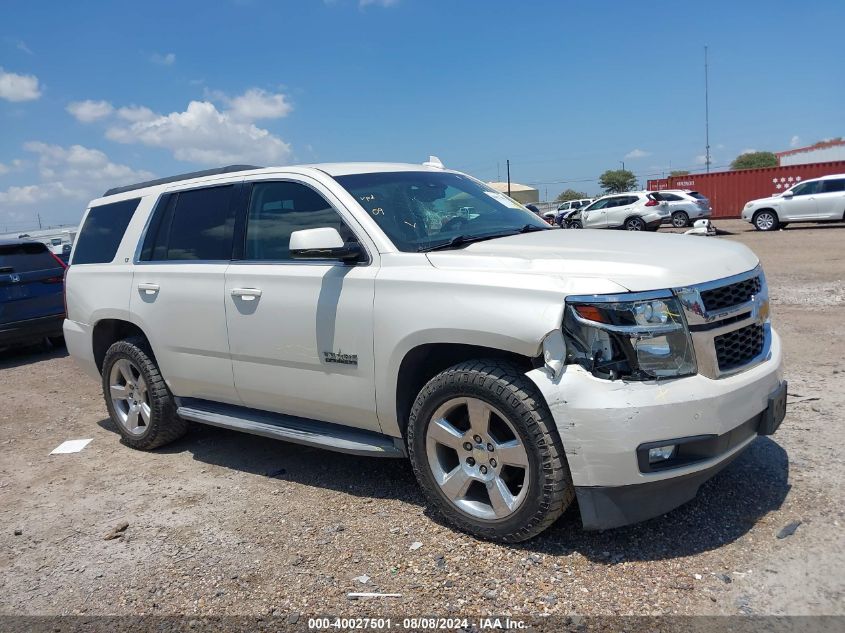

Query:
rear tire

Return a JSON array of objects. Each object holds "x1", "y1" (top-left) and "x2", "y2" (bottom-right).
[
  {"x1": 101, "y1": 337, "x2": 188, "y2": 450},
  {"x1": 671, "y1": 211, "x2": 690, "y2": 228},
  {"x1": 753, "y1": 210, "x2": 779, "y2": 231},
  {"x1": 407, "y1": 360, "x2": 574, "y2": 542},
  {"x1": 570, "y1": 220, "x2": 582, "y2": 229},
  {"x1": 625, "y1": 216, "x2": 645, "y2": 231}
]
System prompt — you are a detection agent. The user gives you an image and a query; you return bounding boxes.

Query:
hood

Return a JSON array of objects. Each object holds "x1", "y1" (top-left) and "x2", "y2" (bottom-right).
[{"x1": 425, "y1": 229, "x2": 759, "y2": 292}]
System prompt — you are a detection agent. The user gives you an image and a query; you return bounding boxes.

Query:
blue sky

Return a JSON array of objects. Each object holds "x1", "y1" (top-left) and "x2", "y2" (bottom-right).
[{"x1": 1, "y1": 0, "x2": 843, "y2": 229}]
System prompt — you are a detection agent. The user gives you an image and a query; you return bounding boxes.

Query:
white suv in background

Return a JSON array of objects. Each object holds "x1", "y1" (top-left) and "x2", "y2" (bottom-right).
[
  {"x1": 576, "y1": 192, "x2": 669, "y2": 230},
  {"x1": 741, "y1": 174, "x2": 845, "y2": 231},
  {"x1": 652, "y1": 190, "x2": 712, "y2": 228},
  {"x1": 64, "y1": 161, "x2": 785, "y2": 542}
]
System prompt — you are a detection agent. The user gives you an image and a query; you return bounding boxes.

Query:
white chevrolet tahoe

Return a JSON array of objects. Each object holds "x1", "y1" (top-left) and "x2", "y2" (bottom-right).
[{"x1": 64, "y1": 160, "x2": 786, "y2": 542}]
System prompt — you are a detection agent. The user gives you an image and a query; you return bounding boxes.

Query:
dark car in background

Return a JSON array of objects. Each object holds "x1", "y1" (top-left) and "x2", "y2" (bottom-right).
[{"x1": 0, "y1": 239, "x2": 67, "y2": 349}]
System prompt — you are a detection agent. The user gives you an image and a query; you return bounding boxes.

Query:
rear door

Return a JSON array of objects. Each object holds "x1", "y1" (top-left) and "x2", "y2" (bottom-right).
[
  {"x1": 0, "y1": 242, "x2": 65, "y2": 327},
  {"x1": 606, "y1": 195, "x2": 638, "y2": 227},
  {"x1": 816, "y1": 178, "x2": 845, "y2": 219},
  {"x1": 130, "y1": 183, "x2": 241, "y2": 403}
]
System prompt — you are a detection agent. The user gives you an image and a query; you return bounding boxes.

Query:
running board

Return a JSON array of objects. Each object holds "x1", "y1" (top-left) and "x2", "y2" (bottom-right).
[{"x1": 176, "y1": 399, "x2": 405, "y2": 458}]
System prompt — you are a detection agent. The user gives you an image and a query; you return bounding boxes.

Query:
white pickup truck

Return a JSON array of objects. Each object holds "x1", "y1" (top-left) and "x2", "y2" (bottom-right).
[{"x1": 64, "y1": 160, "x2": 786, "y2": 542}]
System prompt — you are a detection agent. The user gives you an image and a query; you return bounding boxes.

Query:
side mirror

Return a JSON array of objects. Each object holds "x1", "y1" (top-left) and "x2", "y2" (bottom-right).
[
  {"x1": 289, "y1": 227, "x2": 364, "y2": 263},
  {"x1": 782, "y1": 191, "x2": 793, "y2": 198}
]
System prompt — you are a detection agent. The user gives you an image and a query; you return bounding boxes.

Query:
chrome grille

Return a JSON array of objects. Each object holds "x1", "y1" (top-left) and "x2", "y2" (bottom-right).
[
  {"x1": 714, "y1": 323, "x2": 765, "y2": 371},
  {"x1": 700, "y1": 276, "x2": 761, "y2": 312},
  {"x1": 674, "y1": 266, "x2": 771, "y2": 379}
]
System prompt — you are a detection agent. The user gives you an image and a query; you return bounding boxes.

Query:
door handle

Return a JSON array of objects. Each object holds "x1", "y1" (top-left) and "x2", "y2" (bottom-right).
[
  {"x1": 138, "y1": 283, "x2": 160, "y2": 295},
  {"x1": 231, "y1": 287, "x2": 262, "y2": 301}
]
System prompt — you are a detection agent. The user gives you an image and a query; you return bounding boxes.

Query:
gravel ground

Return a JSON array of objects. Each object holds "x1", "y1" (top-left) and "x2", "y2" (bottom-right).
[{"x1": 0, "y1": 219, "x2": 843, "y2": 619}]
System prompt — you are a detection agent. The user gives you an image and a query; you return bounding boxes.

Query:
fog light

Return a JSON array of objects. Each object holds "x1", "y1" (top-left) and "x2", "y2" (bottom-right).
[{"x1": 648, "y1": 445, "x2": 676, "y2": 463}]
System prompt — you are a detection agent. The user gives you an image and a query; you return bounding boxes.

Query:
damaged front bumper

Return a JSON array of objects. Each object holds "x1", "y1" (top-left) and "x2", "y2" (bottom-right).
[{"x1": 527, "y1": 329, "x2": 784, "y2": 530}]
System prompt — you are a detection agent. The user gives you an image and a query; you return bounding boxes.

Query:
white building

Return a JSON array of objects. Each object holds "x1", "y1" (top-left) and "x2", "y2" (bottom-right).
[
  {"x1": 777, "y1": 139, "x2": 845, "y2": 166},
  {"x1": 485, "y1": 181, "x2": 540, "y2": 204}
]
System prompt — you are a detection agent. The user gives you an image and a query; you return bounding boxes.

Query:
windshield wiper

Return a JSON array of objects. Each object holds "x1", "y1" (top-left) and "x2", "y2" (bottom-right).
[
  {"x1": 517, "y1": 223, "x2": 548, "y2": 233},
  {"x1": 418, "y1": 224, "x2": 549, "y2": 252},
  {"x1": 418, "y1": 234, "x2": 498, "y2": 252}
]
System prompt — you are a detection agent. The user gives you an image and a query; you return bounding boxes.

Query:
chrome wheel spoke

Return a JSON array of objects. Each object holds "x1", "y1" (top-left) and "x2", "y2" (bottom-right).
[
  {"x1": 116, "y1": 359, "x2": 134, "y2": 385},
  {"x1": 495, "y1": 439, "x2": 529, "y2": 468},
  {"x1": 488, "y1": 477, "x2": 517, "y2": 518},
  {"x1": 466, "y1": 399, "x2": 491, "y2": 437},
  {"x1": 439, "y1": 467, "x2": 472, "y2": 501},
  {"x1": 428, "y1": 417, "x2": 465, "y2": 450},
  {"x1": 125, "y1": 406, "x2": 141, "y2": 433},
  {"x1": 139, "y1": 402, "x2": 151, "y2": 426},
  {"x1": 110, "y1": 384, "x2": 129, "y2": 400}
]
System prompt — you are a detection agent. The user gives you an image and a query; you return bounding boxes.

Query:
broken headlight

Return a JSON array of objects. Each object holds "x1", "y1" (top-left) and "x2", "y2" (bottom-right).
[{"x1": 563, "y1": 295, "x2": 697, "y2": 380}]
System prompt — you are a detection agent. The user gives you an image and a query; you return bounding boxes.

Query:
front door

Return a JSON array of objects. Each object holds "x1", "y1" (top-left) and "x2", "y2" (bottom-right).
[
  {"x1": 780, "y1": 180, "x2": 821, "y2": 220},
  {"x1": 224, "y1": 177, "x2": 380, "y2": 432}
]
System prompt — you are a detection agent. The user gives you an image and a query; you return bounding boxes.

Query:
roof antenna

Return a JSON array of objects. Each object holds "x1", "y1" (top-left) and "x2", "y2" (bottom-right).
[{"x1": 423, "y1": 155, "x2": 444, "y2": 169}]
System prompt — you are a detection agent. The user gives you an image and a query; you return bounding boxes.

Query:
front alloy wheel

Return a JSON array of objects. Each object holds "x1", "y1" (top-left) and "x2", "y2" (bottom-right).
[
  {"x1": 407, "y1": 360, "x2": 575, "y2": 542},
  {"x1": 754, "y1": 210, "x2": 779, "y2": 231},
  {"x1": 425, "y1": 397, "x2": 530, "y2": 520}
]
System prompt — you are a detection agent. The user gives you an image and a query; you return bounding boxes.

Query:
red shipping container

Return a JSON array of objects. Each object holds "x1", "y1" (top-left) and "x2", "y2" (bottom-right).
[{"x1": 647, "y1": 161, "x2": 845, "y2": 219}]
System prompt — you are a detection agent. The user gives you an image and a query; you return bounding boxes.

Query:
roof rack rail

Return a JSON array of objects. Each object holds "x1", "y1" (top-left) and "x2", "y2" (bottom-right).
[{"x1": 102, "y1": 164, "x2": 262, "y2": 197}]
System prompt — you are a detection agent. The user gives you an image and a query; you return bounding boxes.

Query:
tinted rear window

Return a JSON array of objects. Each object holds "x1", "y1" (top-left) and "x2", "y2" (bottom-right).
[
  {"x1": 142, "y1": 185, "x2": 236, "y2": 261},
  {"x1": 822, "y1": 179, "x2": 845, "y2": 193},
  {"x1": 688, "y1": 191, "x2": 707, "y2": 200},
  {"x1": 0, "y1": 242, "x2": 59, "y2": 273},
  {"x1": 72, "y1": 198, "x2": 141, "y2": 265}
]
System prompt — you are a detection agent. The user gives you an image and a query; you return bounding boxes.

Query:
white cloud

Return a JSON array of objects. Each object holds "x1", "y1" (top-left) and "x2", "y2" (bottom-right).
[
  {"x1": 0, "y1": 142, "x2": 153, "y2": 215},
  {"x1": 0, "y1": 67, "x2": 41, "y2": 102},
  {"x1": 624, "y1": 148, "x2": 651, "y2": 160},
  {"x1": 790, "y1": 135, "x2": 801, "y2": 148},
  {"x1": 694, "y1": 154, "x2": 708, "y2": 165},
  {"x1": 150, "y1": 52, "x2": 176, "y2": 66},
  {"x1": 16, "y1": 40, "x2": 33, "y2": 55},
  {"x1": 359, "y1": 0, "x2": 399, "y2": 7},
  {"x1": 105, "y1": 100, "x2": 292, "y2": 165},
  {"x1": 0, "y1": 158, "x2": 26, "y2": 175},
  {"x1": 67, "y1": 99, "x2": 114, "y2": 122},
  {"x1": 739, "y1": 148, "x2": 758, "y2": 155},
  {"x1": 116, "y1": 105, "x2": 156, "y2": 122},
  {"x1": 226, "y1": 88, "x2": 292, "y2": 121}
]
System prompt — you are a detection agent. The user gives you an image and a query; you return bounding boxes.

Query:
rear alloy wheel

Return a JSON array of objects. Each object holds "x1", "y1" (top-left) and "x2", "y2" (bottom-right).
[
  {"x1": 408, "y1": 360, "x2": 574, "y2": 542},
  {"x1": 570, "y1": 220, "x2": 583, "y2": 229},
  {"x1": 625, "y1": 217, "x2": 646, "y2": 231},
  {"x1": 672, "y1": 211, "x2": 690, "y2": 228},
  {"x1": 753, "y1": 210, "x2": 779, "y2": 231},
  {"x1": 102, "y1": 337, "x2": 189, "y2": 450}
]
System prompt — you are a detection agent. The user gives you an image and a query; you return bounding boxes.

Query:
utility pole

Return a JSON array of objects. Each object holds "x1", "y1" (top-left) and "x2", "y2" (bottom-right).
[
  {"x1": 506, "y1": 160, "x2": 511, "y2": 197},
  {"x1": 37, "y1": 213, "x2": 42, "y2": 230},
  {"x1": 620, "y1": 161, "x2": 626, "y2": 171},
  {"x1": 497, "y1": 162, "x2": 500, "y2": 182},
  {"x1": 704, "y1": 45, "x2": 711, "y2": 173}
]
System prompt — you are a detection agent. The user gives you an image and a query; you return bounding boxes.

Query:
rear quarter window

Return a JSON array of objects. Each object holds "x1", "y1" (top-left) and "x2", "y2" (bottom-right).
[
  {"x1": 72, "y1": 198, "x2": 141, "y2": 265},
  {"x1": 0, "y1": 242, "x2": 59, "y2": 273}
]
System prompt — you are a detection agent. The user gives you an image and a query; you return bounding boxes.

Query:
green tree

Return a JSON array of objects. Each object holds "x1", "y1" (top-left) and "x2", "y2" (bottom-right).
[
  {"x1": 730, "y1": 151, "x2": 778, "y2": 170},
  {"x1": 599, "y1": 169, "x2": 638, "y2": 193},
  {"x1": 669, "y1": 170, "x2": 690, "y2": 177},
  {"x1": 554, "y1": 188, "x2": 588, "y2": 202}
]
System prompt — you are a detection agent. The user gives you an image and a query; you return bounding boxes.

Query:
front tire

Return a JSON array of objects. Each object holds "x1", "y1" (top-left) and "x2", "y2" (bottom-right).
[
  {"x1": 101, "y1": 337, "x2": 188, "y2": 450},
  {"x1": 671, "y1": 211, "x2": 690, "y2": 228},
  {"x1": 753, "y1": 210, "x2": 779, "y2": 231},
  {"x1": 570, "y1": 219, "x2": 582, "y2": 229},
  {"x1": 407, "y1": 360, "x2": 574, "y2": 542}
]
